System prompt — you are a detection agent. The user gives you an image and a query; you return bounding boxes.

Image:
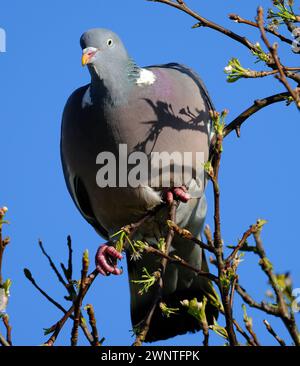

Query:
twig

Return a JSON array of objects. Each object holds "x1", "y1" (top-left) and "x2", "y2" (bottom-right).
[
  {"x1": 167, "y1": 221, "x2": 215, "y2": 253},
  {"x1": 38, "y1": 240, "x2": 68, "y2": 289},
  {"x1": 144, "y1": 245, "x2": 218, "y2": 283},
  {"x1": 61, "y1": 235, "x2": 73, "y2": 286},
  {"x1": 2, "y1": 315, "x2": 12, "y2": 346},
  {"x1": 85, "y1": 304, "x2": 101, "y2": 346},
  {"x1": 202, "y1": 325, "x2": 209, "y2": 346},
  {"x1": 121, "y1": 204, "x2": 166, "y2": 250},
  {"x1": 235, "y1": 283, "x2": 279, "y2": 316},
  {"x1": 233, "y1": 319, "x2": 256, "y2": 346},
  {"x1": 0, "y1": 332, "x2": 9, "y2": 347},
  {"x1": 0, "y1": 208, "x2": 9, "y2": 286},
  {"x1": 133, "y1": 201, "x2": 177, "y2": 346},
  {"x1": 23, "y1": 268, "x2": 94, "y2": 345},
  {"x1": 245, "y1": 322, "x2": 260, "y2": 346},
  {"x1": 43, "y1": 269, "x2": 98, "y2": 346},
  {"x1": 224, "y1": 92, "x2": 290, "y2": 138},
  {"x1": 0, "y1": 208, "x2": 12, "y2": 347},
  {"x1": 71, "y1": 250, "x2": 89, "y2": 346},
  {"x1": 149, "y1": 0, "x2": 259, "y2": 52},
  {"x1": 228, "y1": 13, "x2": 293, "y2": 45},
  {"x1": 226, "y1": 224, "x2": 257, "y2": 264},
  {"x1": 238, "y1": 68, "x2": 300, "y2": 79},
  {"x1": 241, "y1": 304, "x2": 260, "y2": 346},
  {"x1": 252, "y1": 230, "x2": 300, "y2": 346},
  {"x1": 67, "y1": 235, "x2": 73, "y2": 279},
  {"x1": 210, "y1": 111, "x2": 238, "y2": 346},
  {"x1": 263, "y1": 319, "x2": 286, "y2": 346},
  {"x1": 257, "y1": 7, "x2": 300, "y2": 109}
]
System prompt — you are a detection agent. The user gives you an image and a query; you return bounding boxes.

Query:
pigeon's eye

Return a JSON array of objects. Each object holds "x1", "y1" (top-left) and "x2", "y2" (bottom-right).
[{"x1": 107, "y1": 39, "x2": 113, "y2": 47}]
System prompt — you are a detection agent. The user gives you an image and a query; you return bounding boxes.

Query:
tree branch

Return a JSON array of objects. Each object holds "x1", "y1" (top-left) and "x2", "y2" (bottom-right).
[
  {"x1": 224, "y1": 92, "x2": 290, "y2": 138},
  {"x1": 133, "y1": 201, "x2": 177, "y2": 346},
  {"x1": 144, "y1": 245, "x2": 219, "y2": 283},
  {"x1": 228, "y1": 13, "x2": 293, "y2": 45},
  {"x1": 263, "y1": 319, "x2": 286, "y2": 346},
  {"x1": 148, "y1": 0, "x2": 259, "y2": 52},
  {"x1": 257, "y1": 7, "x2": 300, "y2": 109},
  {"x1": 2, "y1": 315, "x2": 12, "y2": 346},
  {"x1": 43, "y1": 269, "x2": 98, "y2": 346},
  {"x1": 85, "y1": 304, "x2": 101, "y2": 346},
  {"x1": 71, "y1": 250, "x2": 89, "y2": 346}
]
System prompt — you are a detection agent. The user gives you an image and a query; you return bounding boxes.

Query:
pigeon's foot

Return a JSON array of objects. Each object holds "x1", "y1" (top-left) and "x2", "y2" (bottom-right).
[
  {"x1": 95, "y1": 244, "x2": 123, "y2": 276},
  {"x1": 163, "y1": 186, "x2": 191, "y2": 205}
]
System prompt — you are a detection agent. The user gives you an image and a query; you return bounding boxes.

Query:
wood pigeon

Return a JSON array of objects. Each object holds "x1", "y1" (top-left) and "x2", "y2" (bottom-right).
[{"x1": 61, "y1": 28, "x2": 218, "y2": 342}]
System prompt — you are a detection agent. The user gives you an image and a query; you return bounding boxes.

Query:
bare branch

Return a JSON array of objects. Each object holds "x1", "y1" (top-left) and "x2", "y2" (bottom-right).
[
  {"x1": 167, "y1": 221, "x2": 215, "y2": 254},
  {"x1": 235, "y1": 283, "x2": 280, "y2": 316},
  {"x1": 233, "y1": 319, "x2": 256, "y2": 346},
  {"x1": 43, "y1": 269, "x2": 98, "y2": 346},
  {"x1": 144, "y1": 245, "x2": 219, "y2": 283},
  {"x1": 38, "y1": 240, "x2": 68, "y2": 289},
  {"x1": 257, "y1": 7, "x2": 300, "y2": 109},
  {"x1": 23, "y1": 268, "x2": 94, "y2": 345},
  {"x1": 71, "y1": 250, "x2": 89, "y2": 346},
  {"x1": 263, "y1": 319, "x2": 286, "y2": 346},
  {"x1": 1, "y1": 315, "x2": 12, "y2": 346},
  {"x1": 252, "y1": 228, "x2": 300, "y2": 346},
  {"x1": 224, "y1": 92, "x2": 290, "y2": 138},
  {"x1": 0, "y1": 332, "x2": 10, "y2": 347},
  {"x1": 85, "y1": 304, "x2": 101, "y2": 346},
  {"x1": 228, "y1": 13, "x2": 293, "y2": 45},
  {"x1": 148, "y1": 0, "x2": 259, "y2": 52}
]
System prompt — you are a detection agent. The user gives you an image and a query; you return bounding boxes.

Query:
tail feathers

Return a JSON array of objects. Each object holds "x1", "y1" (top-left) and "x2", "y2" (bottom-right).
[
  {"x1": 127, "y1": 251, "x2": 219, "y2": 343},
  {"x1": 143, "y1": 289, "x2": 218, "y2": 343}
]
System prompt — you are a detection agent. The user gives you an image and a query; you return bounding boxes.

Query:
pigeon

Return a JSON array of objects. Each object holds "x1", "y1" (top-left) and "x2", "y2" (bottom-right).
[{"x1": 61, "y1": 28, "x2": 219, "y2": 342}]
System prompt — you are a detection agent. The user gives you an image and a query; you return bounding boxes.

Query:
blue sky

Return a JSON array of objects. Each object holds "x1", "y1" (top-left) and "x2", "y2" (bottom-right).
[{"x1": 0, "y1": 0, "x2": 299, "y2": 346}]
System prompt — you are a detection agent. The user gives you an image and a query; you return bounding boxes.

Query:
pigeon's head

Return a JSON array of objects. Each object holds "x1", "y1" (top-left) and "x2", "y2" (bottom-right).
[{"x1": 80, "y1": 28, "x2": 129, "y2": 77}]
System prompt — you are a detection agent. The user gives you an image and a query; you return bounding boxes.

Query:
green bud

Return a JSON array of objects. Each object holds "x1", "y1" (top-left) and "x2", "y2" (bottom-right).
[
  {"x1": 159, "y1": 302, "x2": 179, "y2": 318},
  {"x1": 209, "y1": 319, "x2": 228, "y2": 339}
]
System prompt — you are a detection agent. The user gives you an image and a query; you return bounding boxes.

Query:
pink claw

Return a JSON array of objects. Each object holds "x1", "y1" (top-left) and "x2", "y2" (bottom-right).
[
  {"x1": 95, "y1": 244, "x2": 123, "y2": 276},
  {"x1": 163, "y1": 186, "x2": 191, "y2": 204},
  {"x1": 173, "y1": 187, "x2": 191, "y2": 203},
  {"x1": 166, "y1": 191, "x2": 174, "y2": 205}
]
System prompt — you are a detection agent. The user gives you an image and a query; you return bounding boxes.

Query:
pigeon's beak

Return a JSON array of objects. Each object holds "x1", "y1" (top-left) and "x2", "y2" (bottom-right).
[{"x1": 81, "y1": 47, "x2": 99, "y2": 67}]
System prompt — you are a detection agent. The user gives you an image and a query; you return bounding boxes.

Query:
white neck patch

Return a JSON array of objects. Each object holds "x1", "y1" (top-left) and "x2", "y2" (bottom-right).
[{"x1": 136, "y1": 68, "x2": 156, "y2": 86}]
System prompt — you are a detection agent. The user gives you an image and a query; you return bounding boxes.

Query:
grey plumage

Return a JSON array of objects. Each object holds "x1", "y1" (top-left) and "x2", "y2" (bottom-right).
[{"x1": 61, "y1": 28, "x2": 218, "y2": 342}]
